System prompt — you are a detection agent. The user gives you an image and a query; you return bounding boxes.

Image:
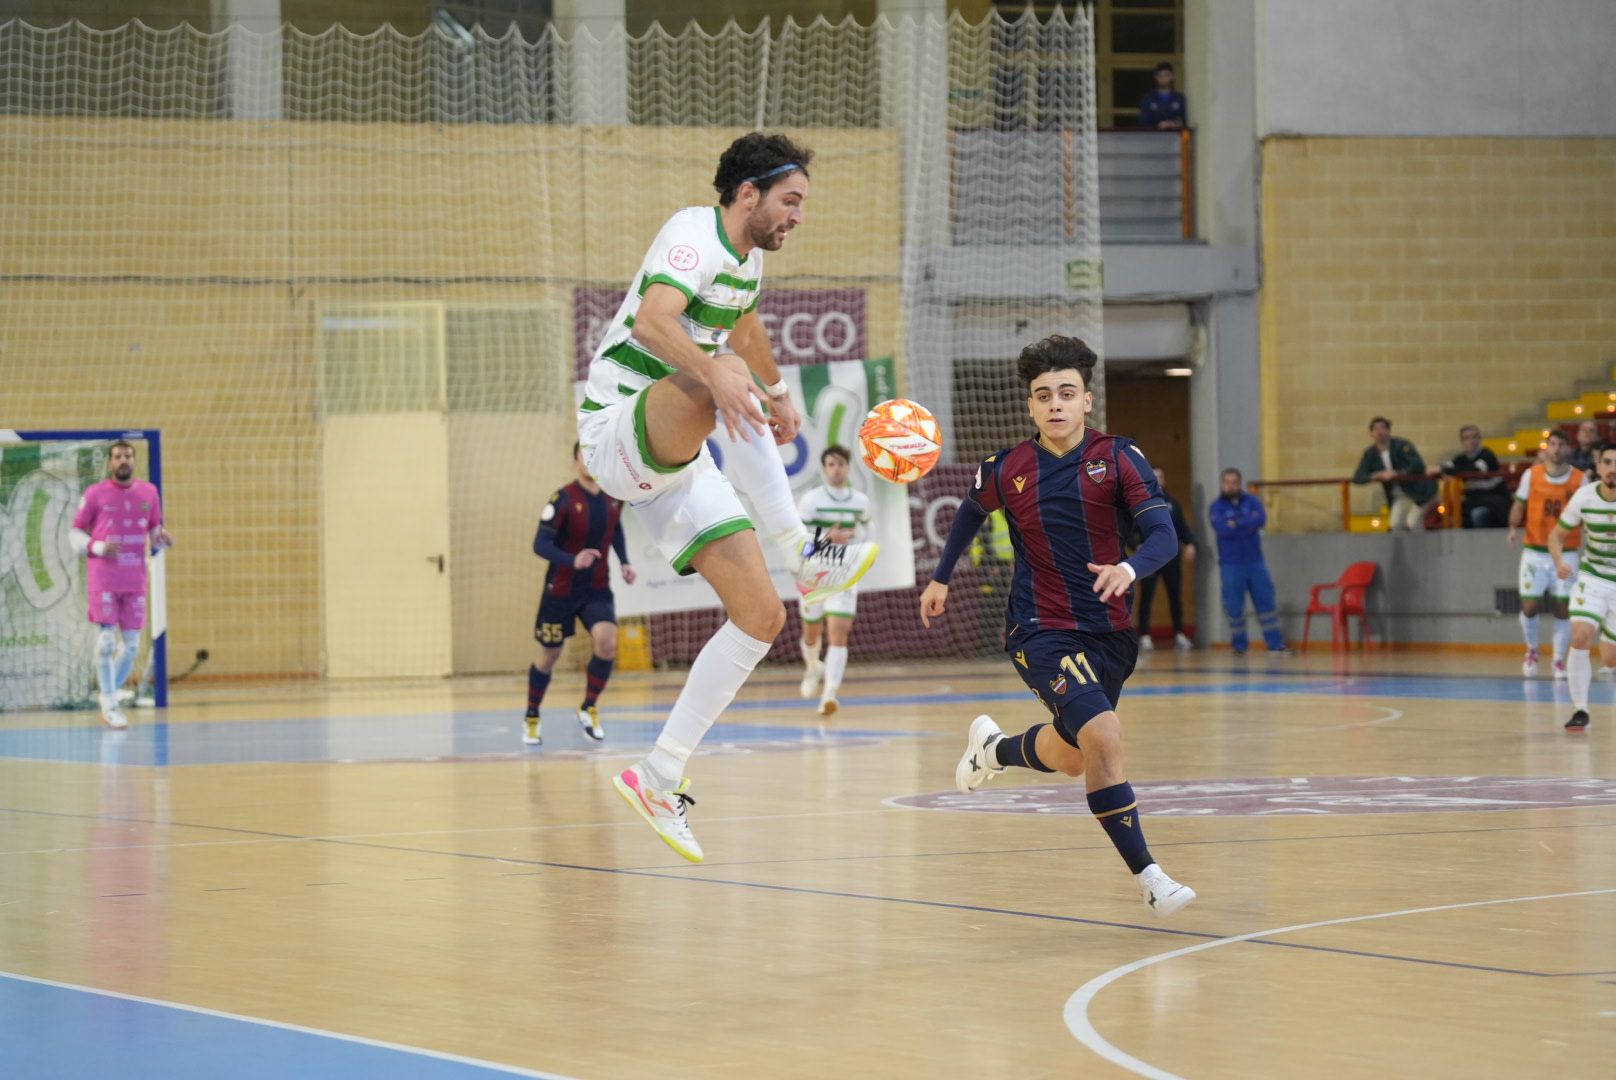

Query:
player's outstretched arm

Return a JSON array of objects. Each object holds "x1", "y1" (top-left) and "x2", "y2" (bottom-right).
[
  {"x1": 729, "y1": 312, "x2": 802, "y2": 444},
  {"x1": 634, "y1": 285, "x2": 767, "y2": 441}
]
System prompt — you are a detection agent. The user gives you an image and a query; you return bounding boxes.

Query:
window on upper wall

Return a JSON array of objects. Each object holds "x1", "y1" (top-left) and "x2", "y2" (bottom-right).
[{"x1": 989, "y1": 0, "x2": 1183, "y2": 130}]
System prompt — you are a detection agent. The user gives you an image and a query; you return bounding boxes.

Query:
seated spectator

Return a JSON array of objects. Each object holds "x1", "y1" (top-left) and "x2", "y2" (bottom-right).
[
  {"x1": 1352, "y1": 416, "x2": 1438, "y2": 531},
  {"x1": 1431, "y1": 424, "x2": 1510, "y2": 528},
  {"x1": 1138, "y1": 62, "x2": 1187, "y2": 131},
  {"x1": 1570, "y1": 420, "x2": 1600, "y2": 475}
]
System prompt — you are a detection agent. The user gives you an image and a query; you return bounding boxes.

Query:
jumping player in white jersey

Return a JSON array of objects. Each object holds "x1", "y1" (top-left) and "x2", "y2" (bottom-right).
[
  {"x1": 68, "y1": 441, "x2": 173, "y2": 730},
  {"x1": 578, "y1": 132, "x2": 879, "y2": 861},
  {"x1": 796, "y1": 444, "x2": 873, "y2": 716},
  {"x1": 1549, "y1": 443, "x2": 1616, "y2": 732}
]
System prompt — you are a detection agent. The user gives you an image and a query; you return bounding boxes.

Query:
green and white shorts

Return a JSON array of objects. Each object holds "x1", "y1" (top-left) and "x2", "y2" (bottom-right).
[
  {"x1": 577, "y1": 392, "x2": 753, "y2": 576},
  {"x1": 1569, "y1": 569, "x2": 1616, "y2": 640},
  {"x1": 1520, "y1": 548, "x2": 1577, "y2": 601},
  {"x1": 800, "y1": 585, "x2": 858, "y2": 623}
]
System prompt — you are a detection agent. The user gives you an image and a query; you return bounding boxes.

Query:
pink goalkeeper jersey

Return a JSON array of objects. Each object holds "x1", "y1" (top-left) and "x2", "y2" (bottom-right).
[{"x1": 73, "y1": 478, "x2": 162, "y2": 594}]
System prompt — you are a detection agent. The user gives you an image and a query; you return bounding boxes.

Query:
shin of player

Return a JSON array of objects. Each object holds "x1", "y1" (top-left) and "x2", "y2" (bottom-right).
[
  {"x1": 1549, "y1": 442, "x2": 1616, "y2": 733},
  {"x1": 578, "y1": 134, "x2": 876, "y2": 862},
  {"x1": 68, "y1": 440, "x2": 173, "y2": 730},
  {"x1": 919, "y1": 336, "x2": 1195, "y2": 917},
  {"x1": 797, "y1": 445, "x2": 870, "y2": 716},
  {"x1": 1510, "y1": 430, "x2": 1583, "y2": 678},
  {"x1": 525, "y1": 442, "x2": 635, "y2": 747}
]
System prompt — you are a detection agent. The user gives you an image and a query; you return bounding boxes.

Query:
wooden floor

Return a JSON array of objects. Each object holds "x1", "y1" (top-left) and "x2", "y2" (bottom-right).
[{"x1": 2, "y1": 650, "x2": 1613, "y2": 1078}]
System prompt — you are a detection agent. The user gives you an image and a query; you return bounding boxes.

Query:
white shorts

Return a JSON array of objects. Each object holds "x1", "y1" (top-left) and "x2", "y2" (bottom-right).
[
  {"x1": 1520, "y1": 548, "x2": 1578, "y2": 600},
  {"x1": 1568, "y1": 570, "x2": 1616, "y2": 632},
  {"x1": 577, "y1": 393, "x2": 753, "y2": 574},
  {"x1": 800, "y1": 585, "x2": 858, "y2": 623}
]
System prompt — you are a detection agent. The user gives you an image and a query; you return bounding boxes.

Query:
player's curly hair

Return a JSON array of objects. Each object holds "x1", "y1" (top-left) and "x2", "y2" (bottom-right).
[
  {"x1": 1015, "y1": 335, "x2": 1098, "y2": 390},
  {"x1": 714, "y1": 132, "x2": 814, "y2": 207}
]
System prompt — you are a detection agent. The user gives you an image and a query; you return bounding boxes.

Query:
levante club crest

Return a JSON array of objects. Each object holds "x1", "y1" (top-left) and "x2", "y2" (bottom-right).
[{"x1": 1084, "y1": 459, "x2": 1108, "y2": 484}]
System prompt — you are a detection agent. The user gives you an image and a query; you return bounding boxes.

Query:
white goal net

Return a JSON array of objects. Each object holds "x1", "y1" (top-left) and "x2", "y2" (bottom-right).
[{"x1": 0, "y1": 11, "x2": 1100, "y2": 679}]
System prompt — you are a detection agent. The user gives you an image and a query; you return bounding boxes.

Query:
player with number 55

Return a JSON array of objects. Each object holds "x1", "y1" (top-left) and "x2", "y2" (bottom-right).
[{"x1": 918, "y1": 335, "x2": 1197, "y2": 918}]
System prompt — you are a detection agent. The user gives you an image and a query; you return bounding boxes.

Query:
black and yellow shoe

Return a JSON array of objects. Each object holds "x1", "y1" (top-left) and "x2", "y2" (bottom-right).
[{"x1": 522, "y1": 713, "x2": 542, "y2": 746}]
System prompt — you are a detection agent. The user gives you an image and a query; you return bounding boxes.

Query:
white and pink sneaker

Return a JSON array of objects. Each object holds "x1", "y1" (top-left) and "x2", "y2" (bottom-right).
[{"x1": 612, "y1": 763, "x2": 702, "y2": 863}]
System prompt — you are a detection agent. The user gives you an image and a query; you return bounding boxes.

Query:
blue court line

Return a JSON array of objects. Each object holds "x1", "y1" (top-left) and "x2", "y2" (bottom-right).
[
  {"x1": 4, "y1": 802, "x2": 1600, "y2": 982},
  {"x1": 0, "y1": 971, "x2": 571, "y2": 1080}
]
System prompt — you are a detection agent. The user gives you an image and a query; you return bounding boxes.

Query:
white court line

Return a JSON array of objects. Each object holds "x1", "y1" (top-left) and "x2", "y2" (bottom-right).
[
  {"x1": 1063, "y1": 886, "x2": 1616, "y2": 1080},
  {"x1": 0, "y1": 970, "x2": 578, "y2": 1079}
]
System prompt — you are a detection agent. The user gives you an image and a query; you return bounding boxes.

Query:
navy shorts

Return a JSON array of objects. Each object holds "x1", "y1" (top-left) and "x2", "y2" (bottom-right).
[
  {"x1": 1005, "y1": 624, "x2": 1138, "y2": 746},
  {"x1": 535, "y1": 590, "x2": 615, "y2": 648}
]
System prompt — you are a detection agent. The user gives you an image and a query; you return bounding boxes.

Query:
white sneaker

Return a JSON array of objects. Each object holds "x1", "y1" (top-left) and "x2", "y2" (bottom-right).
[
  {"x1": 116, "y1": 688, "x2": 136, "y2": 706},
  {"x1": 1139, "y1": 635, "x2": 1155, "y2": 652},
  {"x1": 1174, "y1": 633, "x2": 1193, "y2": 651},
  {"x1": 613, "y1": 763, "x2": 702, "y2": 863},
  {"x1": 954, "y1": 714, "x2": 1006, "y2": 794},
  {"x1": 102, "y1": 705, "x2": 129, "y2": 731},
  {"x1": 1553, "y1": 660, "x2": 1568, "y2": 681},
  {"x1": 799, "y1": 666, "x2": 822, "y2": 700},
  {"x1": 577, "y1": 705, "x2": 604, "y2": 741},
  {"x1": 1598, "y1": 665, "x2": 1615, "y2": 681},
  {"x1": 818, "y1": 696, "x2": 839, "y2": 717},
  {"x1": 795, "y1": 535, "x2": 880, "y2": 605},
  {"x1": 1137, "y1": 863, "x2": 1196, "y2": 919},
  {"x1": 1522, "y1": 649, "x2": 1540, "y2": 678},
  {"x1": 521, "y1": 715, "x2": 542, "y2": 746}
]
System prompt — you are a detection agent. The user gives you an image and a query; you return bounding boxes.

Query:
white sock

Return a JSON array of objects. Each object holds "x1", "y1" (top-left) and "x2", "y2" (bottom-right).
[
  {"x1": 823, "y1": 645, "x2": 849, "y2": 700},
  {"x1": 645, "y1": 620, "x2": 772, "y2": 782},
  {"x1": 94, "y1": 625, "x2": 119, "y2": 699},
  {"x1": 1552, "y1": 618, "x2": 1571, "y2": 663},
  {"x1": 713, "y1": 416, "x2": 812, "y2": 563},
  {"x1": 1568, "y1": 647, "x2": 1592, "y2": 710},
  {"x1": 113, "y1": 629, "x2": 140, "y2": 690},
  {"x1": 1519, "y1": 612, "x2": 1540, "y2": 651},
  {"x1": 799, "y1": 637, "x2": 821, "y2": 671}
]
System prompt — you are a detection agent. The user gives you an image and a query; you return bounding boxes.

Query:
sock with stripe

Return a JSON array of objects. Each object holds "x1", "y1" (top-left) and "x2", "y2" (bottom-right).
[
  {"x1": 1519, "y1": 612, "x2": 1539, "y2": 651},
  {"x1": 992, "y1": 723, "x2": 1056, "y2": 772},
  {"x1": 1552, "y1": 618, "x2": 1570, "y2": 664},
  {"x1": 526, "y1": 663, "x2": 551, "y2": 717},
  {"x1": 583, "y1": 655, "x2": 614, "y2": 708},
  {"x1": 1088, "y1": 781, "x2": 1153, "y2": 874}
]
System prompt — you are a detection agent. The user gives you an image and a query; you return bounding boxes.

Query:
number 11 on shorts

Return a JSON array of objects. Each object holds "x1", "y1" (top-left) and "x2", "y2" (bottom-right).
[{"x1": 1061, "y1": 652, "x2": 1098, "y2": 685}]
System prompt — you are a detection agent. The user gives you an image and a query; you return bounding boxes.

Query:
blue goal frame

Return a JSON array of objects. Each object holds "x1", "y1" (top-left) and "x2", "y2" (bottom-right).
[{"x1": 6, "y1": 428, "x2": 168, "y2": 707}]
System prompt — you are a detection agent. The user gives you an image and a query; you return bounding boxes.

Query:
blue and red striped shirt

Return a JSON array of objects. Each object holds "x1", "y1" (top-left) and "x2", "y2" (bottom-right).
[
  {"x1": 534, "y1": 481, "x2": 627, "y2": 597},
  {"x1": 936, "y1": 429, "x2": 1174, "y2": 633}
]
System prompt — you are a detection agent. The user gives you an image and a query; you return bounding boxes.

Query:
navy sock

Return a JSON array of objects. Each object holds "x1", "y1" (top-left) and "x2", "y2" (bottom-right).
[
  {"x1": 992, "y1": 724, "x2": 1056, "y2": 772},
  {"x1": 526, "y1": 664, "x2": 551, "y2": 716},
  {"x1": 583, "y1": 655, "x2": 615, "y2": 708},
  {"x1": 1087, "y1": 781, "x2": 1153, "y2": 875}
]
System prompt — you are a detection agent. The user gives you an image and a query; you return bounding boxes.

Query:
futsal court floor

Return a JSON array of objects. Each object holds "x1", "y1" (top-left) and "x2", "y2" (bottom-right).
[{"x1": 1, "y1": 648, "x2": 1612, "y2": 1079}]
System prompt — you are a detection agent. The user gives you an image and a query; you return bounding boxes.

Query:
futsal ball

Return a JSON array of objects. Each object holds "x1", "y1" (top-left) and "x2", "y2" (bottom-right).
[{"x1": 858, "y1": 398, "x2": 942, "y2": 484}]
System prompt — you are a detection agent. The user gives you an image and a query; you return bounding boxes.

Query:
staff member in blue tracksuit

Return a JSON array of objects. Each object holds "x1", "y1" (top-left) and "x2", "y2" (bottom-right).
[{"x1": 1208, "y1": 468, "x2": 1289, "y2": 655}]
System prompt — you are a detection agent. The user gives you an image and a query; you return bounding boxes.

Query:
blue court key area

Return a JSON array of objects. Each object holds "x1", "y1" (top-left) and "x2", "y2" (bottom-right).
[{"x1": 0, "y1": 973, "x2": 566, "y2": 1080}]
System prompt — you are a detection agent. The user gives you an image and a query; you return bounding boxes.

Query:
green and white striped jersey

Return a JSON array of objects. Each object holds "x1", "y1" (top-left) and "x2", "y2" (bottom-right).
[
  {"x1": 581, "y1": 206, "x2": 762, "y2": 414},
  {"x1": 1560, "y1": 481, "x2": 1616, "y2": 582},
  {"x1": 797, "y1": 483, "x2": 870, "y2": 540}
]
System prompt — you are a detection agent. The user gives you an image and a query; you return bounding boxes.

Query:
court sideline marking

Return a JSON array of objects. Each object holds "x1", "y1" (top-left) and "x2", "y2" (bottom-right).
[{"x1": 1062, "y1": 886, "x2": 1616, "y2": 1080}]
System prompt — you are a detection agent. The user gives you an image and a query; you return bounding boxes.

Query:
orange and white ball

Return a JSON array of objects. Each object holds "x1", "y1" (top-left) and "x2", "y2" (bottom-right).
[{"x1": 857, "y1": 398, "x2": 942, "y2": 484}]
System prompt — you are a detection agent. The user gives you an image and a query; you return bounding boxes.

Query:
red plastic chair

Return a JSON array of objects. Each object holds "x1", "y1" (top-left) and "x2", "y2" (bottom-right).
[{"x1": 1301, "y1": 562, "x2": 1378, "y2": 652}]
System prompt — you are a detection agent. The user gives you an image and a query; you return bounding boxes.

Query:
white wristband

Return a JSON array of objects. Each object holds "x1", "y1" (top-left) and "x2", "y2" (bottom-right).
[
  {"x1": 764, "y1": 379, "x2": 790, "y2": 399},
  {"x1": 1119, "y1": 561, "x2": 1138, "y2": 583},
  {"x1": 90, "y1": 540, "x2": 106, "y2": 557}
]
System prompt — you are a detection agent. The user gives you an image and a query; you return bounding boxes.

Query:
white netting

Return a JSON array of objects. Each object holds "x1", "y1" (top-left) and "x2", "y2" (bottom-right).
[{"x1": 0, "y1": 12, "x2": 1100, "y2": 682}]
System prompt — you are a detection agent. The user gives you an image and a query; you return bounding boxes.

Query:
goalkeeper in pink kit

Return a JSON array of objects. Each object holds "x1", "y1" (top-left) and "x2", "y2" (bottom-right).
[{"x1": 69, "y1": 441, "x2": 173, "y2": 729}]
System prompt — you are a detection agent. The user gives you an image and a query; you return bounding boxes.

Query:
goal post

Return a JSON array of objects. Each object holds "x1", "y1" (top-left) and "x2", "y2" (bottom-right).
[{"x1": 0, "y1": 428, "x2": 168, "y2": 710}]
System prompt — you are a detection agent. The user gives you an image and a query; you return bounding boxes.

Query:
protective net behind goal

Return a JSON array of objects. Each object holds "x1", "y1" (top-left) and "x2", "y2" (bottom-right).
[{"x1": 0, "y1": 11, "x2": 1100, "y2": 679}]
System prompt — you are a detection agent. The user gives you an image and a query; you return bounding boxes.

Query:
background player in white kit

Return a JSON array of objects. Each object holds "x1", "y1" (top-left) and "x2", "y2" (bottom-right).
[
  {"x1": 68, "y1": 441, "x2": 173, "y2": 729},
  {"x1": 576, "y1": 132, "x2": 878, "y2": 861},
  {"x1": 796, "y1": 444, "x2": 872, "y2": 716},
  {"x1": 1549, "y1": 443, "x2": 1616, "y2": 732}
]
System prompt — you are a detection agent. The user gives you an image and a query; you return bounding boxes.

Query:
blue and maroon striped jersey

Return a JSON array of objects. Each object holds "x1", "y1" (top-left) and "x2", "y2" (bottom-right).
[
  {"x1": 969, "y1": 429, "x2": 1169, "y2": 633},
  {"x1": 534, "y1": 481, "x2": 625, "y2": 597}
]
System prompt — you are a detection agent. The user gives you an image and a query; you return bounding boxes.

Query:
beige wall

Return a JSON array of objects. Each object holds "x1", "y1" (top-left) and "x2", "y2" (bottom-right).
[
  {"x1": 1260, "y1": 136, "x2": 1616, "y2": 528},
  {"x1": 1, "y1": 117, "x2": 901, "y2": 677}
]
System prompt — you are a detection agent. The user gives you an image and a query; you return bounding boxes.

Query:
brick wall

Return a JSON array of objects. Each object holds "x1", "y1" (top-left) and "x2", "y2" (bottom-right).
[{"x1": 1259, "y1": 136, "x2": 1616, "y2": 530}]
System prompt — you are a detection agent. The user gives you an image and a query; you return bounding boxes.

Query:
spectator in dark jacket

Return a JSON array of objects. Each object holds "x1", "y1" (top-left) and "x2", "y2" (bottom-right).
[
  {"x1": 1352, "y1": 417, "x2": 1438, "y2": 531},
  {"x1": 1570, "y1": 420, "x2": 1600, "y2": 475},
  {"x1": 1431, "y1": 424, "x2": 1509, "y2": 528},
  {"x1": 1131, "y1": 466, "x2": 1198, "y2": 651},
  {"x1": 1138, "y1": 62, "x2": 1187, "y2": 130}
]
